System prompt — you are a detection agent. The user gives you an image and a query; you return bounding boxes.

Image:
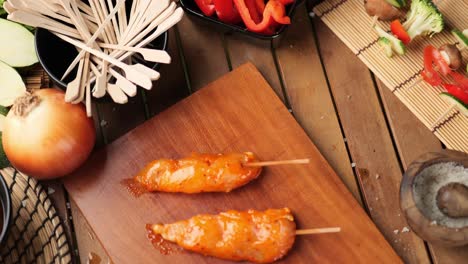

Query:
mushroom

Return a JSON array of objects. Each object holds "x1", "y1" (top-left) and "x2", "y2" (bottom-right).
[
  {"x1": 437, "y1": 182, "x2": 468, "y2": 218},
  {"x1": 365, "y1": 0, "x2": 404, "y2": 21},
  {"x1": 439, "y1": 44, "x2": 463, "y2": 70}
]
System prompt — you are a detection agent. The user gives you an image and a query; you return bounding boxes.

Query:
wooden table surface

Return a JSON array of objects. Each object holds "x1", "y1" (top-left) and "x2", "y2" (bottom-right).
[{"x1": 43, "y1": 2, "x2": 468, "y2": 263}]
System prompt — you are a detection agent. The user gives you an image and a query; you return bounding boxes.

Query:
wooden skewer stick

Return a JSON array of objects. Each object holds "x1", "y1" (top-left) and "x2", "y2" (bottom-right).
[
  {"x1": 120, "y1": 0, "x2": 149, "y2": 44},
  {"x1": 56, "y1": 33, "x2": 153, "y2": 89},
  {"x1": 117, "y1": 0, "x2": 127, "y2": 37},
  {"x1": 65, "y1": 58, "x2": 84, "y2": 102},
  {"x1": 405, "y1": 78, "x2": 424, "y2": 90},
  {"x1": 98, "y1": 0, "x2": 118, "y2": 43},
  {"x1": 296, "y1": 227, "x2": 341, "y2": 235},
  {"x1": 105, "y1": 0, "x2": 121, "y2": 41},
  {"x1": 98, "y1": 43, "x2": 171, "y2": 64},
  {"x1": 85, "y1": 81, "x2": 92, "y2": 117},
  {"x1": 121, "y1": 0, "x2": 169, "y2": 43},
  {"x1": 431, "y1": 104, "x2": 457, "y2": 130},
  {"x1": 90, "y1": 63, "x2": 108, "y2": 98},
  {"x1": 8, "y1": 10, "x2": 82, "y2": 39},
  {"x1": 60, "y1": 0, "x2": 126, "y2": 80},
  {"x1": 89, "y1": 0, "x2": 113, "y2": 44},
  {"x1": 94, "y1": 4, "x2": 178, "y2": 72},
  {"x1": 244, "y1": 159, "x2": 310, "y2": 167},
  {"x1": 107, "y1": 83, "x2": 128, "y2": 104},
  {"x1": 371, "y1": 16, "x2": 378, "y2": 28},
  {"x1": 111, "y1": 6, "x2": 181, "y2": 64}
]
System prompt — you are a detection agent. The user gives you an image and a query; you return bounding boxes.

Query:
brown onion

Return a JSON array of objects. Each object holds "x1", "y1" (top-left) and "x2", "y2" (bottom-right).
[{"x1": 2, "y1": 89, "x2": 95, "y2": 179}]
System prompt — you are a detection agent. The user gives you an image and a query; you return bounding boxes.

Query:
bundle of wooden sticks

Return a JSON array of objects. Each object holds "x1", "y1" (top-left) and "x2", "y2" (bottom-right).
[{"x1": 5, "y1": 0, "x2": 184, "y2": 116}]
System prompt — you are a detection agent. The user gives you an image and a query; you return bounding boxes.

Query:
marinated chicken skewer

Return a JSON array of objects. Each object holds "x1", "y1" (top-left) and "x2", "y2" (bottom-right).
[
  {"x1": 127, "y1": 152, "x2": 309, "y2": 194},
  {"x1": 146, "y1": 208, "x2": 341, "y2": 263}
]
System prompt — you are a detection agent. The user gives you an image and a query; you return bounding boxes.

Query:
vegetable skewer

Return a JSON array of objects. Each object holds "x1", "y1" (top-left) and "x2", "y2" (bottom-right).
[
  {"x1": 431, "y1": 93, "x2": 468, "y2": 130},
  {"x1": 146, "y1": 208, "x2": 340, "y2": 264},
  {"x1": 406, "y1": 43, "x2": 466, "y2": 91},
  {"x1": 128, "y1": 152, "x2": 309, "y2": 194}
]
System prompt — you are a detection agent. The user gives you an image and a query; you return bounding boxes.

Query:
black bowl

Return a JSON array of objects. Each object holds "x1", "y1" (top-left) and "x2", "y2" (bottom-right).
[
  {"x1": 0, "y1": 172, "x2": 11, "y2": 245},
  {"x1": 35, "y1": 29, "x2": 168, "y2": 92},
  {"x1": 179, "y1": 0, "x2": 300, "y2": 40}
]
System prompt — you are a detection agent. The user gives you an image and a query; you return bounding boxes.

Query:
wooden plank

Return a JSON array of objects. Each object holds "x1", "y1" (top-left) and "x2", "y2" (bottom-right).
[
  {"x1": 225, "y1": 33, "x2": 285, "y2": 101},
  {"x1": 70, "y1": 69, "x2": 147, "y2": 262},
  {"x1": 275, "y1": 5, "x2": 361, "y2": 204},
  {"x1": 72, "y1": 94, "x2": 147, "y2": 262},
  {"x1": 177, "y1": 17, "x2": 229, "y2": 91},
  {"x1": 64, "y1": 63, "x2": 400, "y2": 263},
  {"x1": 96, "y1": 94, "x2": 147, "y2": 144},
  {"x1": 377, "y1": 81, "x2": 468, "y2": 264},
  {"x1": 145, "y1": 28, "x2": 190, "y2": 117},
  {"x1": 313, "y1": 18, "x2": 431, "y2": 263},
  {"x1": 70, "y1": 200, "x2": 111, "y2": 264}
]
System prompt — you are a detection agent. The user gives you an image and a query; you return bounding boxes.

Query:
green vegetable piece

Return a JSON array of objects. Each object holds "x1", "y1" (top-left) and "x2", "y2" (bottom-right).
[
  {"x1": 0, "y1": 0, "x2": 6, "y2": 18},
  {"x1": 402, "y1": 0, "x2": 444, "y2": 39},
  {"x1": 0, "y1": 133, "x2": 9, "y2": 169},
  {"x1": 0, "y1": 106, "x2": 8, "y2": 116},
  {"x1": 0, "y1": 18, "x2": 38, "y2": 68},
  {"x1": 439, "y1": 92, "x2": 468, "y2": 116},
  {"x1": 452, "y1": 29, "x2": 468, "y2": 48},
  {"x1": 384, "y1": 0, "x2": 405, "y2": 8},
  {"x1": 378, "y1": 37, "x2": 394, "y2": 58},
  {"x1": 374, "y1": 25, "x2": 406, "y2": 55}
]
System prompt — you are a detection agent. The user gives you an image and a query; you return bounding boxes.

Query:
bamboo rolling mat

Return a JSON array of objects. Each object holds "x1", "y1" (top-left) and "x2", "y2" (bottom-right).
[
  {"x1": 314, "y1": 0, "x2": 468, "y2": 152},
  {"x1": 0, "y1": 168, "x2": 71, "y2": 264}
]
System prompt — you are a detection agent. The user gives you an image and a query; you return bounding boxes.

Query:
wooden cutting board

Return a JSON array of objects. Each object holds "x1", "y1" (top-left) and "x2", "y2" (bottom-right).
[{"x1": 64, "y1": 63, "x2": 401, "y2": 263}]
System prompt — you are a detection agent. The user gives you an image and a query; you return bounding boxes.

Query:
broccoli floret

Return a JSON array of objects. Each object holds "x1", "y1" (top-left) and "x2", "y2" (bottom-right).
[{"x1": 402, "y1": 0, "x2": 444, "y2": 39}]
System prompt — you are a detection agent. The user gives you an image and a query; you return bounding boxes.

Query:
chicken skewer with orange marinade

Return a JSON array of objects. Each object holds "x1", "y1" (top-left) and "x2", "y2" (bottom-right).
[
  {"x1": 127, "y1": 152, "x2": 309, "y2": 194},
  {"x1": 146, "y1": 208, "x2": 341, "y2": 263}
]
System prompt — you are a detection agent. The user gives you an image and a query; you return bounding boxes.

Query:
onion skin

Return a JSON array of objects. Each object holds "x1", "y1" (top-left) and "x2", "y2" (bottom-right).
[{"x1": 2, "y1": 89, "x2": 96, "y2": 179}]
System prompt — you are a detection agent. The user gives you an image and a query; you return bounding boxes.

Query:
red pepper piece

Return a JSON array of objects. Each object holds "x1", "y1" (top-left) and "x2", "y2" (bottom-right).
[
  {"x1": 233, "y1": 0, "x2": 290, "y2": 34},
  {"x1": 245, "y1": 0, "x2": 262, "y2": 23},
  {"x1": 443, "y1": 83, "x2": 468, "y2": 105},
  {"x1": 254, "y1": 0, "x2": 266, "y2": 13},
  {"x1": 432, "y1": 48, "x2": 451, "y2": 76},
  {"x1": 390, "y1": 20, "x2": 411, "y2": 45},
  {"x1": 277, "y1": 0, "x2": 294, "y2": 4},
  {"x1": 449, "y1": 71, "x2": 468, "y2": 90},
  {"x1": 421, "y1": 45, "x2": 441, "y2": 86},
  {"x1": 195, "y1": 0, "x2": 216, "y2": 16},
  {"x1": 421, "y1": 70, "x2": 441, "y2": 86},
  {"x1": 214, "y1": 0, "x2": 242, "y2": 23}
]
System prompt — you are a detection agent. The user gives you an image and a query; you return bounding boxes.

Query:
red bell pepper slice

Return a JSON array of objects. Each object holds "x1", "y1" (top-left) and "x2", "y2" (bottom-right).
[
  {"x1": 195, "y1": 0, "x2": 216, "y2": 16},
  {"x1": 234, "y1": 0, "x2": 290, "y2": 34},
  {"x1": 431, "y1": 48, "x2": 451, "y2": 76},
  {"x1": 421, "y1": 45, "x2": 441, "y2": 86},
  {"x1": 245, "y1": 0, "x2": 262, "y2": 23},
  {"x1": 278, "y1": 0, "x2": 294, "y2": 5},
  {"x1": 254, "y1": 0, "x2": 266, "y2": 13},
  {"x1": 449, "y1": 71, "x2": 468, "y2": 90},
  {"x1": 214, "y1": 0, "x2": 242, "y2": 23},
  {"x1": 390, "y1": 20, "x2": 411, "y2": 45},
  {"x1": 443, "y1": 83, "x2": 468, "y2": 105}
]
